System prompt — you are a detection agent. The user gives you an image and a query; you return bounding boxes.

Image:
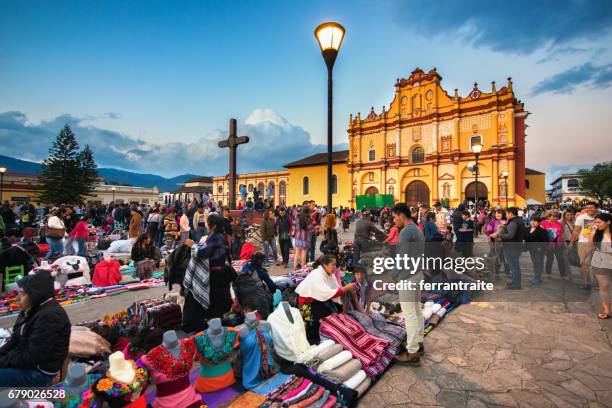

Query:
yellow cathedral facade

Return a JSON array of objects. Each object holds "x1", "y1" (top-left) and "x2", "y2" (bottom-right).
[{"x1": 212, "y1": 68, "x2": 544, "y2": 208}]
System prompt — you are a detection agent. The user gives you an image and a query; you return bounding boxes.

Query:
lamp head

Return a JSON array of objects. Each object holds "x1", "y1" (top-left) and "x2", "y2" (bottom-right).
[
  {"x1": 501, "y1": 170, "x2": 509, "y2": 178},
  {"x1": 0, "y1": 167, "x2": 6, "y2": 174},
  {"x1": 111, "y1": 187, "x2": 116, "y2": 191},
  {"x1": 471, "y1": 142, "x2": 483, "y2": 154},
  {"x1": 315, "y1": 22, "x2": 345, "y2": 68}
]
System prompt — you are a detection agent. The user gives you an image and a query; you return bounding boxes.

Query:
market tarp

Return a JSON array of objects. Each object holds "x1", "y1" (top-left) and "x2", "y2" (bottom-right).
[{"x1": 355, "y1": 194, "x2": 394, "y2": 209}]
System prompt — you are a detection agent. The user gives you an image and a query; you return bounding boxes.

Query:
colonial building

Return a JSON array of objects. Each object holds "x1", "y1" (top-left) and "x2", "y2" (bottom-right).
[
  {"x1": 0, "y1": 172, "x2": 160, "y2": 205},
  {"x1": 550, "y1": 173, "x2": 594, "y2": 205},
  {"x1": 212, "y1": 170, "x2": 289, "y2": 207},
  {"x1": 212, "y1": 68, "x2": 544, "y2": 209},
  {"x1": 164, "y1": 176, "x2": 213, "y2": 205},
  {"x1": 347, "y1": 67, "x2": 528, "y2": 207}
]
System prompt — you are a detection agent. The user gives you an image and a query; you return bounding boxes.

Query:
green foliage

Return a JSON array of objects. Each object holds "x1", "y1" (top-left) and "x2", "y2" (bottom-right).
[
  {"x1": 577, "y1": 161, "x2": 612, "y2": 205},
  {"x1": 37, "y1": 125, "x2": 99, "y2": 205}
]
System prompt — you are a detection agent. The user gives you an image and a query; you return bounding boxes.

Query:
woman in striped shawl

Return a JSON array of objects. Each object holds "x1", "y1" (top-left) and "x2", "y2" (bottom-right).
[{"x1": 182, "y1": 215, "x2": 235, "y2": 333}]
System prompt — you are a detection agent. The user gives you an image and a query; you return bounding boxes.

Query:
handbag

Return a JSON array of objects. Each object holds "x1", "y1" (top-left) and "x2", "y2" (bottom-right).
[
  {"x1": 46, "y1": 227, "x2": 66, "y2": 239},
  {"x1": 568, "y1": 244, "x2": 580, "y2": 267}
]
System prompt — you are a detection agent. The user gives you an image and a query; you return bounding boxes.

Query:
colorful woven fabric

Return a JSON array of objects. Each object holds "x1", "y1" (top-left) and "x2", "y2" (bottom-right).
[{"x1": 319, "y1": 313, "x2": 396, "y2": 376}]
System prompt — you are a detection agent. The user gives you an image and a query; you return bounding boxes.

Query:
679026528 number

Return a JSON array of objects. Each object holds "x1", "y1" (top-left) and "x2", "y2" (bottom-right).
[{"x1": 5, "y1": 388, "x2": 66, "y2": 400}]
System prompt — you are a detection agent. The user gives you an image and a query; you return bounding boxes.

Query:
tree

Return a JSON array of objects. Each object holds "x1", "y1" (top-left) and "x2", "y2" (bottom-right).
[
  {"x1": 76, "y1": 145, "x2": 99, "y2": 199},
  {"x1": 577, "y1": 161, "x2": 612, "y2": 205},
  {"x1": 38, "y1": 125, "x2": 99, "y2": 205}
]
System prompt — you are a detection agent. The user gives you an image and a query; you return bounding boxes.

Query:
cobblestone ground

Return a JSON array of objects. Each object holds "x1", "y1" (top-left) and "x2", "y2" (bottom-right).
[
  {"x1": 360, "y1": 261, "x2": 612, "y2": 408},
  {"x1": 1, "y1": 222, "x2": 610, "y2": 407}
]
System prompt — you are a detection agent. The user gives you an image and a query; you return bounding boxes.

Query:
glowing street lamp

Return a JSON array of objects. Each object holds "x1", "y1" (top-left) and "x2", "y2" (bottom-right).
[{"x1": 314, "y1": 22, "x2": 345, "y2": 212}]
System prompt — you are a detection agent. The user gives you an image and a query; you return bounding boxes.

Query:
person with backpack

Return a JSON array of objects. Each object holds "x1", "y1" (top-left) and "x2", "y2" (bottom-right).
[{"x1": 320, "y1": 213, "x2": 339, "y2": 254}]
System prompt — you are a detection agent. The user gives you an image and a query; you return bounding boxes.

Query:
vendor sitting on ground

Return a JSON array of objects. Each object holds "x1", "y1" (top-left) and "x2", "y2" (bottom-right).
[
  {"x1": 241, "y1": 252, "x2": 279, "y2": 293},
  {"x1": 0, "y1": 272, "x2": 71, "y2": 386},
  {"x1": 130, "y1": 233, "x2": 161, "y2": 266},
  {"x1": 295, "y1": 254, "x2": 356, "y2": 344}
]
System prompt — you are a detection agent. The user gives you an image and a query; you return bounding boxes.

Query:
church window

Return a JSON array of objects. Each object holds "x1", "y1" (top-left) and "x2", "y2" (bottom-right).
[
  {"x1": 218, "y1": 185, "x2": 223, "y2": 193},
  {"x1": 368, "y1": 172, "x2": 374, "y2": 181},
  {"x1": 332, "y1": 175, "x2": 338, "y2": 194},
  {"x1": 412, "y1": 146, "x2": 425, "y2": 164},
  {"x1": 303, "y1": 177, "x2": 310, "y2": 195},
  {"x1": 368, "y1": 149, "x2": 376, "y2": 161}
]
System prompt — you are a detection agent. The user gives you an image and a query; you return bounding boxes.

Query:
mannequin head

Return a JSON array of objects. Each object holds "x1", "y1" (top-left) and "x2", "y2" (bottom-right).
[
  {"x1": 207, "y1": 318, "x2": 223, "y2": 335},
  {"x1": 65, "y1": 362, "x2": 88, "y2": 393},
  {"x1": 162, "y1": 330, "x2": 179, "y2": 350}
]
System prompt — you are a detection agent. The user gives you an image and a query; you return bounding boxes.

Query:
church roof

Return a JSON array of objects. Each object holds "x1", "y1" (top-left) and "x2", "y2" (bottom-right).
[
  {"x1": 283, "y1": 150, "x2": 349, "y2": 168},
  {"x1": 525, "y1": 168, "x2": 545, "y2": 175},
  {"x1": 184, "y1": 176, "x2": 213, "y2": 183}
]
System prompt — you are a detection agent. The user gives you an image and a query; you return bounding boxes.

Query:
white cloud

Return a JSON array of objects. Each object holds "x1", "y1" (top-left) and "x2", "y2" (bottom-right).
[{"x1": 0, "y1": 109, "x2": 347, "y2": 177}]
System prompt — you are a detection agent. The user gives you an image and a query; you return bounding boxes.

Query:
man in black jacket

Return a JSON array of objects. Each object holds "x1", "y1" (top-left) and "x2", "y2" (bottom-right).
[
  {"x1": 491, "y1": 207, "x2": 526, "y2": 290},
  {"x1": 0, "y1": 272, "x2": 71, "y2": 386}
]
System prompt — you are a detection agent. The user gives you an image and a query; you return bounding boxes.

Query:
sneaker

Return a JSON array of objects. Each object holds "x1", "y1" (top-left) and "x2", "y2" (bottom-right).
[
  {"x1": 394, "y1": 351, "x2": 421, "y2": 366},
  {"x1": 418, "y1": 342, "x2": 425, "y2": 356}
]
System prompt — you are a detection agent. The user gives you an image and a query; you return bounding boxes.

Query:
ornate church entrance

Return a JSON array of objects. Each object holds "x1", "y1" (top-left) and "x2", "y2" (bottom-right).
[{"x1": 405, "y1": 181, "x2": 430, "y2": 207}]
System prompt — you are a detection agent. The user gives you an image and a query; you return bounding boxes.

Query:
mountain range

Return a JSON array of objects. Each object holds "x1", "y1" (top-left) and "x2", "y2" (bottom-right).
[{"x1": 0, "y1": 155, "x2": 200, "y2": 192}]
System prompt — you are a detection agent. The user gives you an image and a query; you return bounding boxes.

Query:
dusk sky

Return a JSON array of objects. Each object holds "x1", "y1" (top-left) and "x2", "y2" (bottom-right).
[{"x1": 1, "y1": 0, "x2": 611, "y2": 184}]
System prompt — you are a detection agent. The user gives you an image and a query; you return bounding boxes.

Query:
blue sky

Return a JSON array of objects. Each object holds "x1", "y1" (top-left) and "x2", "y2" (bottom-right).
[{"x1": 1, "y1": 0, "x2": 611, "y2": 184}]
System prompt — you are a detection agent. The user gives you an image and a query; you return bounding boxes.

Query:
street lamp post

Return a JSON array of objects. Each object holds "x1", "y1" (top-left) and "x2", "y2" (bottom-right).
[
  {"x1": 0, "y1": 167, "x2": 6, "y2": 204},
  {"x1": 111, "y1": 186, "x2": 116, "y2": 203},
  {"x1": 501, "y1": 170, "x2": 509, "y2": 209},
  {"x1": 314, "y1": 22, "x2": 345, "y2": 213},
  {"x1": 471, "y1": 142, "x2": 483, "y2": 213}
]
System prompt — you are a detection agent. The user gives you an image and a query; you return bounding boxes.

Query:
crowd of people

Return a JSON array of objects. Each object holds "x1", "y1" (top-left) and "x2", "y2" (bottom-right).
[{"x1": 0, "y1": 194, "x2": 610, "y2": 390}]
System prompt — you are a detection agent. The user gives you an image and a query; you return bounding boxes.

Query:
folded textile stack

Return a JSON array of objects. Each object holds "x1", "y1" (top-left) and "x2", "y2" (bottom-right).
[
  {"x1": 347, "y1": 310, "x2": 405, "y2": 348},
  {"x1": 319, "y1": 313, "x2": 396, "y2": 377},
  {"x1": 343, "y1": 371, "x2": 370, "y2": 397},
  {"x1": 262, "y1": 376, "x2": 342, "y2": 408},
  {"x1": 144, "y1": 302, "x2": 182, "y2": 330},
  {"x1": 319, "y1": 355, "x2": 362, "y2": 383},
  {"x1": 296, "y1": 339, "x2": 336, "y2": 368}
]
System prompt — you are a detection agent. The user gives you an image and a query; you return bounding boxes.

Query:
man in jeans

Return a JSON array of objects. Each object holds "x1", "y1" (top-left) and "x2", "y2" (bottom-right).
[
  {"x1": 570, "y1": 202, "x2": 599, "y2": 288},
  {"x1": 392, "y1": 203, "x2": 425, "y2": 366},
  {"x1": 491, "y1": 207, "x2": 525, "y2": 290}
]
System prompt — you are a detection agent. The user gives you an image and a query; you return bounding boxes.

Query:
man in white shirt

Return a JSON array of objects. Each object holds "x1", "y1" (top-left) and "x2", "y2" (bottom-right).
[{"x1": 570, "y1": 202, "x2": 599, "y2": 288}]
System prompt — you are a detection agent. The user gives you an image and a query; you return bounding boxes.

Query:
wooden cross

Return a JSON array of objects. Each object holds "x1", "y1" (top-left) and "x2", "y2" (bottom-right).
[{"x1": 218, "y1": 118, "x2": 249, "y2": 209}]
